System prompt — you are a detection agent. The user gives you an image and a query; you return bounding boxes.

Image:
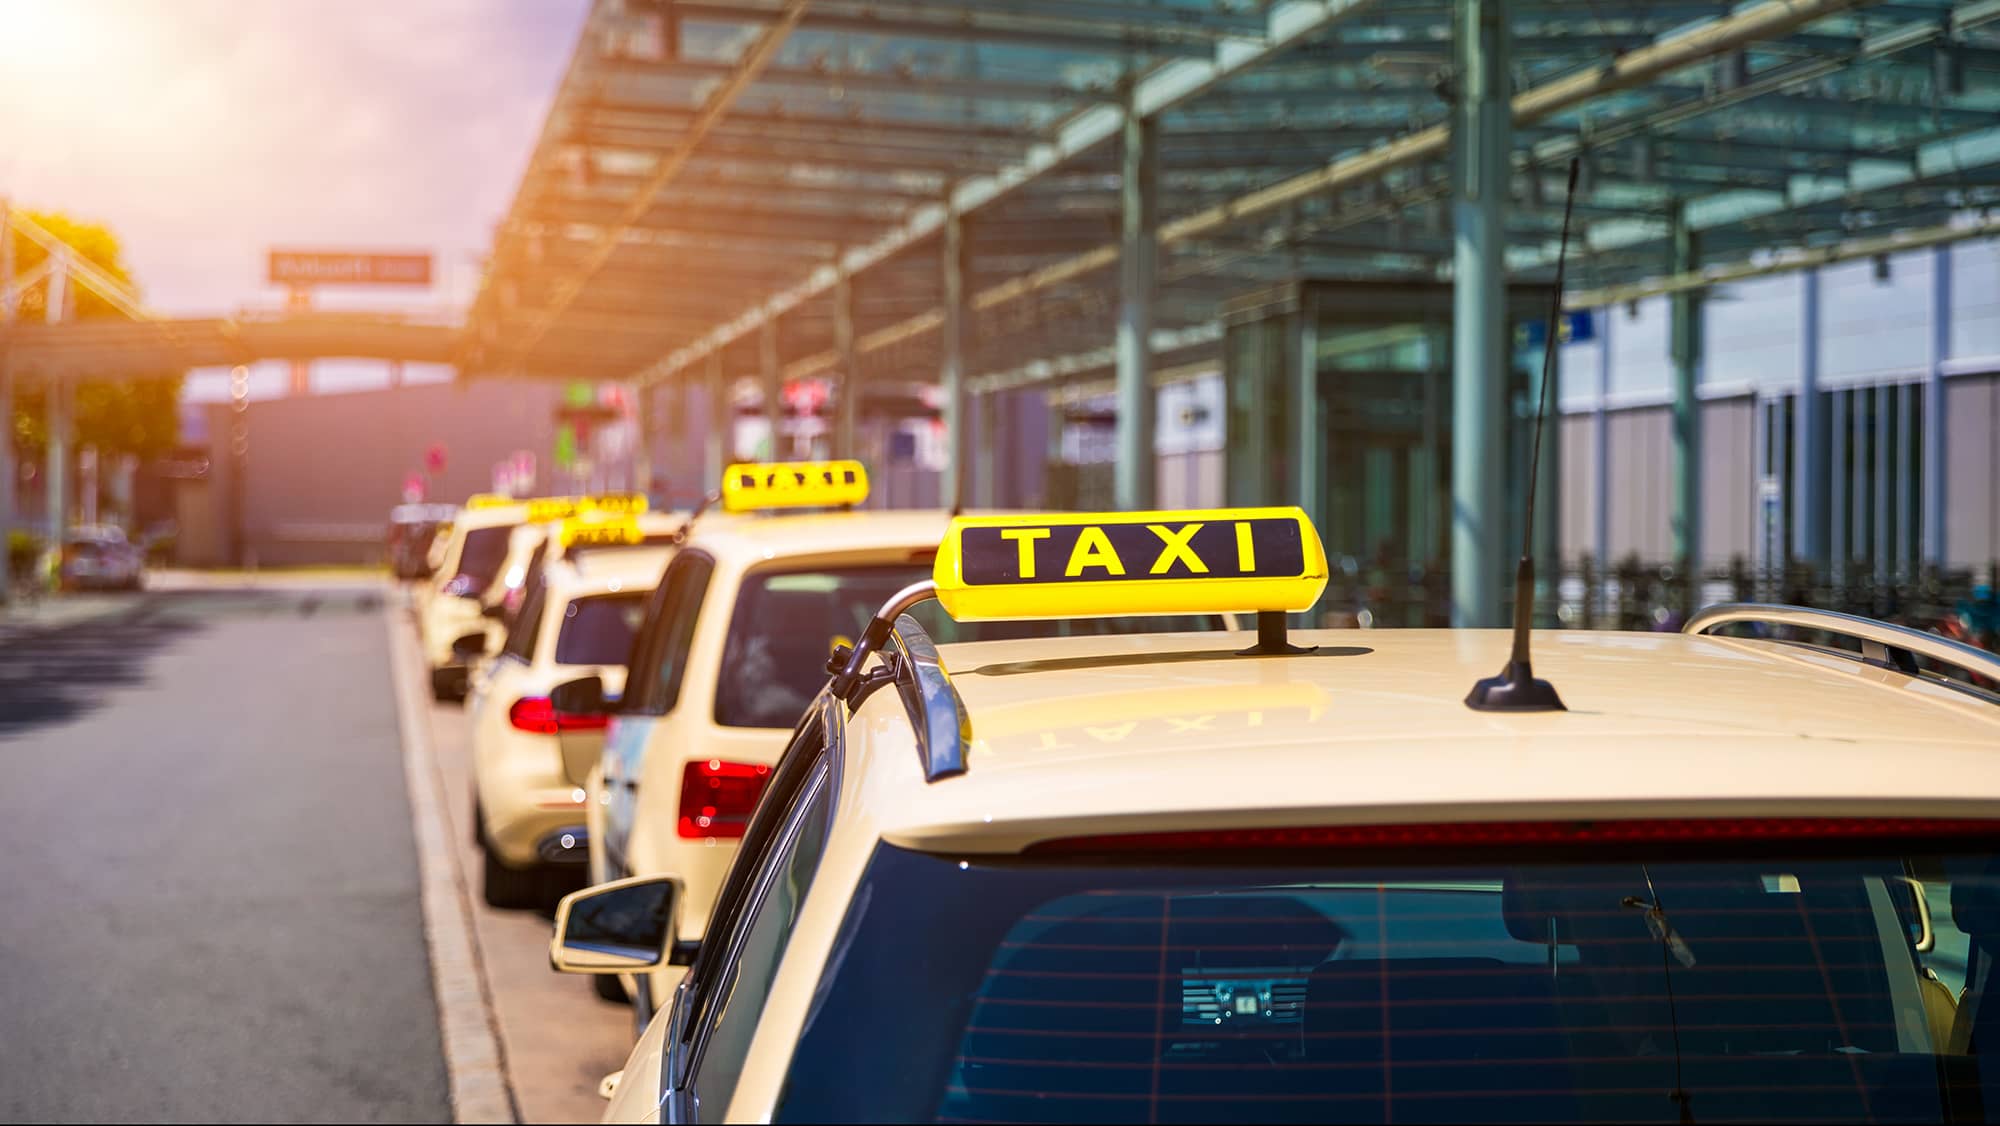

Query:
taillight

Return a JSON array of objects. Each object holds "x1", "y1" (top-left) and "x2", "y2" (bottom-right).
[
  {"x1": 1026, "y1": 817, "x2": 2000, "y2": 855},
  {"x1": 508, "y1": 696, "x2": 609, "y2": 735},
  {"x1": 677, "y1": 760, "x2": 772, "y2": 839}
]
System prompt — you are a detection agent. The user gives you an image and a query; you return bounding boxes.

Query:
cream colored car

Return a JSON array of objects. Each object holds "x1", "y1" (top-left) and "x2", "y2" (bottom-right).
[
  {"x1": 418, "y1": 500, "x2": 528, "y2": 700},
  {"x1": 554, "y1": 506, "x2": 2000, "y2": 1124},
  {"x1": 468, "y1": 541, "x2": 672, "y2": 909}
]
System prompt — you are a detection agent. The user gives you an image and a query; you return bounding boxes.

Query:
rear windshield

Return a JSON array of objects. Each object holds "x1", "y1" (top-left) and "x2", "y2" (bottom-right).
[
  {"x1": 712, "y1": 564, "x2": 1225, "y2": 729},
  {"x1": 777, "y1": 838, "x2": 2000, "y2": 1123},
  {"x1": 454, "y1": 525, "x2": 514, "y2": 588},
  {"x1": 554, "y1": 593, "x2": 648, "y2": 666}
]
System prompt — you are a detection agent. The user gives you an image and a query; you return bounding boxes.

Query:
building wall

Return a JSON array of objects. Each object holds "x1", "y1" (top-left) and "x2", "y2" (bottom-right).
[
  {"x1": 1946, "y1": 373, "x2": 2000, "y2": 570},
  {"x1": 1701, "y1": 396, "x2": 1756, "y2": 565},
  {"x1": 1558, "y1": 414, "x2": 1594, "y2": 561},
  {"x1": 1603, "y1": 406, "x2": 1673, "y2": 562},
  {"x1": 227, "y1": 379, "x2": 566, "y2": 566}
]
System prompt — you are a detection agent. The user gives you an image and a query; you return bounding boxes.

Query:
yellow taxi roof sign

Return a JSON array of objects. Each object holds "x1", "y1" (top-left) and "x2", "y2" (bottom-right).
[
  {"x1": 465, "y1": 493, "x2": 517, "y2": 510},
  {"x1": 559, "y1": 514, "x2": 646, "y2": 549},
  {"x1": 934, "y1": 507, "x2": 1327, "y2": 621},
  {"x1": 720, "y1": 460, "x2": 868, "y2": 513},
  {"x1": 525, "y1": 493, "x2": 647, "y2": 523}
]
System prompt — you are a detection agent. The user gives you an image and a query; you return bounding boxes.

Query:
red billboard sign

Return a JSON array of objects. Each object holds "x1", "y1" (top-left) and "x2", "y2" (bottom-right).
[{"x1": 268, "y1": 250, "x2": 433, "y2": 287}]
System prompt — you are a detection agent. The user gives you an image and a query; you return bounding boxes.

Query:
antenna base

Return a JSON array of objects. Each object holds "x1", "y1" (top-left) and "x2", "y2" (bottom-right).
[{"x1": 1464, "y1": 659, "x2": 1567, "y2": 712}]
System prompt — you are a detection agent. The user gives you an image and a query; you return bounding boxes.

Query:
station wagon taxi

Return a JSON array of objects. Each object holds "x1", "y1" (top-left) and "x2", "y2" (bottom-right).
[
  {"x1": 551, "y1": 505, "x2": 2000, "y2": 1124},
  {"x1": 467, "y1": 515, "x2": 674, "y2": 909}
]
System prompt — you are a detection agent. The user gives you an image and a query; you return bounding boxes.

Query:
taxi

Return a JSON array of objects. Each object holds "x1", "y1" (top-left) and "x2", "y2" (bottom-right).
[
  {"x1": 549, "y1": 506, "x2": 2000, "y2": 1123},
  {"x1": 467, "y1": 515, "x2": 675, "y2": 909},
  {"x1": 548, "y1": 464, "x2": 1237, "y2": 1018},
  {"x1": 419, "y1": 493, "x2": 642, "y2": 701}
]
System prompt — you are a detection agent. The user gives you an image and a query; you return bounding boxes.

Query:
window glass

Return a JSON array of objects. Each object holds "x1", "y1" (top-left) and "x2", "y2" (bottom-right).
[
  {"x1": 631, "y1": 553, "x2": 713, "y2": 715},
  {"x1": 714, "y1": 564, "x2": 1227, "y2": 729},
  {"x1": 554, "y1": 593, "x2": 648, "y2": 666},
  {"x1": 779, "y1": 839, "x2": 2000, "y2": 1123},
  {"x1": 500, "y1": 583, "x2": 546, "y2": 661},
  {"x1": 454, "y1": 526, "x2": 514, "y2": 589},
  {"x1": 691, "y1": 765, "x2": 834, "y2": 1123}
]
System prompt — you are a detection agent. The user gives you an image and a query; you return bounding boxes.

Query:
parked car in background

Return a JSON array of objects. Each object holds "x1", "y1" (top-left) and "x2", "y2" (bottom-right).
[{"x1": 59, "y1": 525, "x2": 144, "y2": 592}]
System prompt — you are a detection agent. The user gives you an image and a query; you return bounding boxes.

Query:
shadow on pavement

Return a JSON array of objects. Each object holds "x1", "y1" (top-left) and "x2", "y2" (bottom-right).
[{"x1": 0, "y1": 589, "x2": 385, "y2": 738}]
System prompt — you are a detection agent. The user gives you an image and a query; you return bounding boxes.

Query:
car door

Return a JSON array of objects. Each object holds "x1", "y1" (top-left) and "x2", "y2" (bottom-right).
[
  {"x1": 660, "y1": 707, "x2": 839, "y2": 1123},
  {"x1": 601, "y1": 551, "x2": 715, "y2": 879}
]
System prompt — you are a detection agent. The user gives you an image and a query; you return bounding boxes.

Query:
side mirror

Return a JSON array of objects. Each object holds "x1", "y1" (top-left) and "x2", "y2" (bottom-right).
[
  {"x1": 551, "y1": 875, "x2": 681, "y2": 973},
  {"x1": 451, "y1": 631, "x2": 489, "y2": 661},
  {"x1": 551, "y1": 674, "x2": 607, "y2": 718}
]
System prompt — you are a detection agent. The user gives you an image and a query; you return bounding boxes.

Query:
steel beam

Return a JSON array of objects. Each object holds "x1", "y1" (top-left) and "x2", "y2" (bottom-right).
[
  {"x1": 1449, "y1": 0, "x2": 1510, "y2": 630},
  {"x1": 1923, "y1": 244, "x2": 1949, "y2": 566},
  {"x1": 705, "y1": 352, "x2": 728, "y2": 493},
  {"x1": 1114, "y1": 109, "x2": 1159, "y2": 513},
  {"x1": 941, "y1": 207, "x2": 970, "y2": 510},
  {"x1": 759, "y1": 317, "x2": 783, "y2": 460},
  {"x1": 1795, "y1": 268, "x2": 1826, "y2": 568},
  {"x1": 1669, "y1": 210, "x2": 1702, "y2": 583},
  {"x1": 833, "y1": 268, "x2": 859, "y2": 459}
]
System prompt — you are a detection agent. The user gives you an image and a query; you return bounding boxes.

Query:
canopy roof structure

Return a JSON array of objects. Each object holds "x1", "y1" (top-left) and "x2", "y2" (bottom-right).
[{"x1": 461, "y1": 0, "x2": 2000, "y2": 393}]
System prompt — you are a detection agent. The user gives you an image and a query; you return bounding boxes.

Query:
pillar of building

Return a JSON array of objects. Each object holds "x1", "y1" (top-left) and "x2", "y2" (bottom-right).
[
  {"x1": 833, "y1": 267, "x2": 859, "y2": 460},
  {"x1": 1922, "y1": 245, "x2": 1950, "y2": 568},
  {"x1": 45, "y1": 378, "x2": 69, "y2": 551},
  {"x1": 630, "y1": 383, "x2": 654, "y2": 501},
  {"x1": 940, "y1": 207, "x2": 970, "y2": 510},
  {"x1": 1593, "y1": 304, "x2": 1612, "y2": 567},
  {"x1": 1794, "y1": 268, "x2": 1827, "y2": 569},
  {"x1": 705, "y1": 352, "x2": 728, "y2": 494},
  {"x1": 0, "y1": 196, "x2": 15, "y2": 603},
  {"x1": 1668, "y1": 209, "x2": 1703, "y2": 596},
  {"x1": 759, "y1": 319, "x2": 783, "y2": 461},
  {"x1": 1115, "y1": 107, "x2": 1159, "y2": 512},
  {"x1": 1448, "y1": 0, "x2": 1510, "y2": 628}
]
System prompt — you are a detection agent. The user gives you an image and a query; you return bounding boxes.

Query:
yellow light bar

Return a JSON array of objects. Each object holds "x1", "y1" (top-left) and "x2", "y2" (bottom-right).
[
  {"x1": 465, "y1": 493, "x2": 517, "y2": 510},
  {"x1": 720, "y1": 460, "x2": 868, "y2": 513},
  {"x1": 559, "y1": 515, "x2": 645, "y2": 549},
  {"x1": 934, "y1": 507, "x2": 1327, "y2": 621},
  {"x1": 525, "y1": 493, "x2": 647, "y2": 523}
]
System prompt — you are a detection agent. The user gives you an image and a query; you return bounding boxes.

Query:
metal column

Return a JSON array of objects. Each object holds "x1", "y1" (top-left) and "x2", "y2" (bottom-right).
[
  {"x1": 1794, "y1": 268, "x2": 1826, "y2": 568},
  {"x1": 759, "y1": 319, "x2": 783, "y2": 461},
  {"x1": 0, "y1": 197, "x2": 14, "y2": 604},
  {"x1": 1922, "y1": 245, "x2": 1950, "y2": 567},
  {"x1": 1448, "y1": 0, "x2": 1510, "y2": 628},
  {"x1": 43, "y1": 248, "x2": 70, "y2": 557},
  {"x1": 1875, "y1": 381, "x2": 1892, "y2": 577},
  {"x1": 973, "y1": 391, "x2": 998, "y2": 507},
  {"x1": 704, "y1": 352, "x2": 728, "y2": 494},
  {"x1": 1293, "y1": 286, "x2": 1323, "y2": 539},
  {"x1": 940, "y1": 207, "x2": 970, "y2": 510},
  {"x1": 630, "y1": 383, "x2": 654, "y2": 500},
  {"x1": 1830, "y1": 390, "x2": 1847, "y2": 580},
  {"x1": 1115, "y1": 108, "x2": 1159, "y2": 512},
  {"x1": 833, "y1": 267, "x2": 859, "y2": 460},
  {"x1": 1668, "y1": 210, "x2": 1702, "y2": 591},
  {"x1": 1593, "y1": 304, "x2": 1611, "y2": 567}
]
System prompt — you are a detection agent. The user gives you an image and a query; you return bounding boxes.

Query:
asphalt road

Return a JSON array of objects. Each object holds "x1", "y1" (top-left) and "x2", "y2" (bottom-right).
[{"x1": 0, "y1": 586, "x2": 450, "y2": 1122}]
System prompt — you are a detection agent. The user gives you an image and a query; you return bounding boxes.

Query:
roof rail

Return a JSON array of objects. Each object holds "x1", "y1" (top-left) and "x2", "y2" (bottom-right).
[
  {"x1": 1685, "y1": 602, "x2": 2000, "y2": 690},
  {"x1": 884, "y1": 613, "x2": 970, "y2": 783}
]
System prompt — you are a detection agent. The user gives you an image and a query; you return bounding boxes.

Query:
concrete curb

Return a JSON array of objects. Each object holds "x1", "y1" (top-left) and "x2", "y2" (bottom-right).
[{"x1": 386, "y1": 602, "x2": 520, "y2": 1125}]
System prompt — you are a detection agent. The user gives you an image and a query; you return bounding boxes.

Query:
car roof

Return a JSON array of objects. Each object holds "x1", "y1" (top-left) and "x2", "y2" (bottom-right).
[
  {"x1": 842, "y1": 627, "x2": 2000, "y2": 854},
  {"x1": 566, "y1": 544, "x2": 674, "y2": 584},
  {"x1": 681, "y1": 509, "x2": 953, "y2": 569}
]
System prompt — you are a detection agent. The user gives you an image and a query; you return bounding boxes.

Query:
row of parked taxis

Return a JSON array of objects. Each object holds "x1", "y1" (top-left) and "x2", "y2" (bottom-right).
[{"x1": 412, "y1": 461, "x2": 2000, "y2": 1125}]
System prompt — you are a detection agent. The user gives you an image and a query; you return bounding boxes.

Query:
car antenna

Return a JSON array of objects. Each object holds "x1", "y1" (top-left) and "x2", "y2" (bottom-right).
[{"x1": 1464, "y1": 156, "x2": 1579, "y2": 713}]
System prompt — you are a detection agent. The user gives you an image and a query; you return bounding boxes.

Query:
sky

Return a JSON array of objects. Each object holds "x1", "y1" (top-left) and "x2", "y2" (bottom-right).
[{"x1": 0, "y1": 0, "x2": 588, "y2": 398}]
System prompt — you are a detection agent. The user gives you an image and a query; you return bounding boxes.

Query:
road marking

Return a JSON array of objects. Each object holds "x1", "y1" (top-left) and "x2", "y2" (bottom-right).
[{"x1": 385, "y1": 598, "x2": 519, "y2": 1124}]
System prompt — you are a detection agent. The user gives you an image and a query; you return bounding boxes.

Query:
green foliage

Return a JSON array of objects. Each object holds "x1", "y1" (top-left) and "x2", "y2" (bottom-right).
[{"x1": 8, "y1": 209, "x2": 182, "y2": 459}]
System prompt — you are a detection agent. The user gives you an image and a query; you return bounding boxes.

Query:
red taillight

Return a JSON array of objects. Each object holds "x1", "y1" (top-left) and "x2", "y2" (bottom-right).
[
  {"x1": 677, "y1": 760, "x2": 772, "y2": 839},
  {"x1": 1026, "y1": 817, "x2": 2000, "y2": 855},
  {"x1": 507, "y1": 696, "x2": 609, "y2": 735}
]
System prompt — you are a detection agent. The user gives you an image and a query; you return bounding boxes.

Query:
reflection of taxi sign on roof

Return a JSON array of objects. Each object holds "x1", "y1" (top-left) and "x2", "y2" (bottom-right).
[
  {"x1": 720, "y1": 460, "x2": 868, "y2": 513},
  {"x1": 934, "y1": 507, "x2": 1326, "y2": 621},
  {"x1": 559, "y1": 515, "x2": 645, "y2": 549},
  {"x1": 525, "y1": 493, "x2": 647, "y2": 523}
]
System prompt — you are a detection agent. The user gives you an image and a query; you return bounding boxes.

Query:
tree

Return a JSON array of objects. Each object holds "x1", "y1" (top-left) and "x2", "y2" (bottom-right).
[{"x1": 8, "y1": 210, "x2": 183, "y2": 463}]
